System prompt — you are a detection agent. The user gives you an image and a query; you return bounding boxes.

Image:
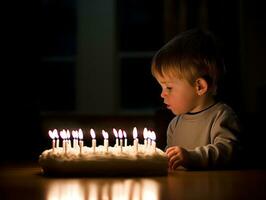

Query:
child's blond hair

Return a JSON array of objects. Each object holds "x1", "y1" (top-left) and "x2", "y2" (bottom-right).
[{"x1": 151, "y1": 29, "x2": 225, "y2": 95}]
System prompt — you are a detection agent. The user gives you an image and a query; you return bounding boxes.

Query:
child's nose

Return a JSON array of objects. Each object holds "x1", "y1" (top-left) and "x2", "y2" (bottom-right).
[{"x1": 161, "y1": 90, "x2": 166, "y2": 98}]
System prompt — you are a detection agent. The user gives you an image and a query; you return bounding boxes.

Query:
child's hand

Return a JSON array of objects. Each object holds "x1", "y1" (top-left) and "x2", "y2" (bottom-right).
[{"x1": 166, "y1": 146, "x2": 189, "y2": 170}]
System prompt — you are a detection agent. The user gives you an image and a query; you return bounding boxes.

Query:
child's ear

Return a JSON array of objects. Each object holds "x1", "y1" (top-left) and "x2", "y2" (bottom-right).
[{"x1": 195, "y1": 78, "x2": 208, "y2": 96}]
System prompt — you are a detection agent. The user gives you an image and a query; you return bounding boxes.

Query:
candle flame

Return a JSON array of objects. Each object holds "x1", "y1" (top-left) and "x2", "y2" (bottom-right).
[
  {"x1": 90, "y1": 128, "x2": 96, "y2": 139},
  {"x1": 102, "y1": 130, "x2": 109, "y2": 139},
  {"x1": 66, "y1": 129, "x2": 71, "y2": 139},
  {"x1": 113, "y1": 128, "x2": 118, "y2": 138},
  {"x1": 60, "y1": 129, "x2": 67, "y2": 139},
  {"x1": 118, "y1": 129, "x2": 123, "y2": 139},
  {"x1": 143, "y1": 128, "x2": 148, "y2": 139},
  {"x1": 53, "y1": 129, "x2": 59, "y2": 138},
  {"x1": 72, "y1": 130, "x2": 78, "y2": 139},
  {"x1": 133, "y1": 127, "x2": 138, "y2": 139},
  {"x1": 48, "y1": 130, "x2": 55, "y2": 139},
  {"x1": 78, "y1": 129, "x2": 83, "y2": 140},
  {"x1": 151, "y1": 131, "x2": 156, "y2": 140},
  {"x1": 123, "y1": 130, "x2": 127, "y2": 138}
]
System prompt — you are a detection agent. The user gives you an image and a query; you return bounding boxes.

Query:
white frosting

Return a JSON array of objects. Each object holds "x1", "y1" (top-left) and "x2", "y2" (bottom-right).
[{"x1": 39, "y1": 144, "x2": 168, "y2": 176}]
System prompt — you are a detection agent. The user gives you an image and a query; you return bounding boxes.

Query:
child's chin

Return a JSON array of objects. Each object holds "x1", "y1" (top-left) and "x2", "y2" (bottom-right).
[
  {"x1": 172, "y1": 110, "x2": 185, "y2": 115},
  {"x1": 171, "y1": 110, "x2": 179, "y2": 115}
]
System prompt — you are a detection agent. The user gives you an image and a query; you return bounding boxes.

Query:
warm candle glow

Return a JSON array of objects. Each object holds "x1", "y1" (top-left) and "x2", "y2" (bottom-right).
[
  {"x1": 123, "y1": 130, "x2": 127, "y2": 147},
  {"x1": 48, "y1": 130, "x2": 55, "y2": 139},
  {"x1": 150, "y1": 131, "x2": 156, "y2": 140},
  {"x1": 118, "y1": 129, "x2": 123, "y2": 148},
  {"x1": 116, "y1": 129, "x2": 122, "y2": 152},
  {"x1": 72, "y1": 130, "x2": 79, "y2": 149},
  {"x1": 143, "y1": 128, "x2": 148, "y2": 147},
  {"x1": 66, "y1": 129, "x2": 71, "y2": 148},
  {"x1": 90, "y1": 128, "x2": 96, "y2": 139},
  {"x1": 48, "y1": 130, "x2": 56, "y2": 151},
  {"x1": 47, "y1": 181, "x2": 84, "y2": 200},
  {"x1": 102, "y1": 130, "x2": 109, "y2": 152},
  {"x1": 141, "y1": 180, "x2": 159, "y2": 200},
  {"x1": 147, "y1": 130, "x2": 152, "y2": 147},
  {"x1": 113, "y1": 128, "x2": 119, "y2": 147},
  {"x1": 118, "y1": 129, "x2": 123, "y2": 139},
  {"x1": 60, "y1": 129, "x2": 68, "y2": 154},
  {"x1": 72, "y1": 130, "x2": 78, "y2": 138},
  {"x1": 151, "y1": 131, "x2": 156, "y2": 152},
  {"x1": 46, "y1": 126, "x2": 158, "y2": 155},
  {"x1": 53, "y1": 129, "x2": 59, "y2": 148},
  {"x1": 113, "y1": 128, "x2": 118, "y2": 138},
  {"x1": 102, "y1": 130, "x2": 108, "y2": 139},
  {"x1": 60, "y1": 129, "x2": 67, "y2": 139},
  {"x1": 78, "y1": 129, "x2": 83, "y2": 140},
  {"x1": 133, "y1": 127, "x2": 138, "y2": 139},
  {"x1": 78, "y1": 129, "x2": 84, "y2": 154},
  {"x1": 133, "y1": 127, "x2": 138, "y2": 153},
  {"x1": 123, "y1": 130, "x2": 127, "y2": 138},
  {"x1": 90, "y1": 128, "x2": 96, "y2": 153},
  {"x1": 66, "y1": 129, "x2": 71, "y2": 139},
  {"x1": 46, "y1": 179, "x2": 160, "y2": 200},
  {"x1": 143, "y1": 128, "x2": 148, "y2": 139}
]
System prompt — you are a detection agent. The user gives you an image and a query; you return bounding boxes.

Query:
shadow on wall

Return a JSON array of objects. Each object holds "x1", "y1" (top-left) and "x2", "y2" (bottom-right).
[
  {"x1": 257, "y1": 84, "x2": 266, "y2": 113},
  {"x1": 238, "y1": 111, "x2": 266, "y2": 169},
  {"x1": 235, "y1": 80, "x2": 265, "y2": 169}
]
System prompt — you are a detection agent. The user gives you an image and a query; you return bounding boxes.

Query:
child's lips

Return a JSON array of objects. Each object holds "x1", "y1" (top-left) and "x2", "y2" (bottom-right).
[{"x1": 165, "y1": 103, "x2": 171, "y2": 109}]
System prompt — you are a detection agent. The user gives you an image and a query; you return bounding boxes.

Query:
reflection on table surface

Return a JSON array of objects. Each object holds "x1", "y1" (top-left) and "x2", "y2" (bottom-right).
[
  {"x1": 45, "y1": 179, "x2": 159, "y2": 200},
  {"x1": 1, "y1": 163, "x2": 266, "y2": 200}
]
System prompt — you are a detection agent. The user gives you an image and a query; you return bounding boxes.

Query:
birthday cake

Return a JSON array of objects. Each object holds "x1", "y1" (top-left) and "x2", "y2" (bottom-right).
[{"x1": 39, "y1": 144, "x2": 168, "y2": 177}]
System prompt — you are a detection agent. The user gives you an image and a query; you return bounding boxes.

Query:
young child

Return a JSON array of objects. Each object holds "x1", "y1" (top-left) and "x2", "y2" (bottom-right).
[{"x1": 151, "y1": 29, "x2": 241, "y2": 170}]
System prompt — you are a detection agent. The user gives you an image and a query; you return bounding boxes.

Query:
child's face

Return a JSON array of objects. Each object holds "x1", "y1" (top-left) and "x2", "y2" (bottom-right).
[{"x1": 157, "y1": 75, "x2": 200, "y2": 115}]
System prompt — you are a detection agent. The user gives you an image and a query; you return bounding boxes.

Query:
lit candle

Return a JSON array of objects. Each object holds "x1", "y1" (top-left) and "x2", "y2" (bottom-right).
[
  {"x1": 123, "y1": 130, "x2": 127, "y2": 147},
  {"x1": 78, "y1": 128, "x2": 84, "y2": 155},
  {"x1": 60, "y1": 129, "x2": 68, "y2": 154},
  {"x1": 102, "y1": 130, "x2": 109, "y2": 153},
  {"x1": 72, "y1": 130, "x2": 78, "y2": 149},
  {"x1": 118, "y1": 129, "x2": 123, "y2": 152},
  {"x1": 118, "y1": 129, "x2": 123, "y2": 146},
  {"x1": 66, "y1": 129, "x2": 71, "y2": 149},
  {"x1": 113, "y1": 128, "x2": 119, "y2": 147},
  {"x1": 133, "y1": 127, "x2": 138, "y2": 153},
  {"x1": 147, "y1": 130, "x2": 152, "y2": 148},
  {"x1": 53, "y1": 129, "x2": 59, "y2": 148},
  {"x1": 143, "y1": 128, "x2": 148, "y2": 148},
  {"x1": 90, "y1": 128, "x2": 96, "y2": 153},
  {"x1": 151, "y1": 131, "x2": 156, "y2": 152},
  {"x1": 48, "y1": 130, "x2": 55, "y2": 152}
]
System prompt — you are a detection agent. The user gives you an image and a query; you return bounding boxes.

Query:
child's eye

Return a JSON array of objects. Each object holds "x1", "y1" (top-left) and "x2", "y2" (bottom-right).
[{"x1": 166, "y1": 87, "x2": 172, "y2": 91}]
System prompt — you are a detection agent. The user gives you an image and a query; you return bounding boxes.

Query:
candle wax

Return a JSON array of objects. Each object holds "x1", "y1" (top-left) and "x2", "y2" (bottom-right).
[
  {"x1": 79, "y1": 140, "x2": 84, "y2": 154},
  {"x1": 134, "y1": 138, "x2": 139, "y2": 153},
  {"x1": 52, "y1": 139, "x2": 55, "y2": 152},
  {"x1": 92, "y1": 139, "x2": 96, "y2": 153}
]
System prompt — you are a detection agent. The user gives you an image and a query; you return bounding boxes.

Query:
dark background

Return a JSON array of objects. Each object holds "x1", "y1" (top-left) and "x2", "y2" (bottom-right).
[{"x1": 2, "y1": 0, "x2": 266, "y2": 168}]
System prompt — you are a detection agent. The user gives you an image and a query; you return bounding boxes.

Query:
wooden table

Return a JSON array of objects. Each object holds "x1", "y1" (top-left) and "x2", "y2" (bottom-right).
[{"x1": 1, "y1": 163, "x2": 266, "y2": 200}]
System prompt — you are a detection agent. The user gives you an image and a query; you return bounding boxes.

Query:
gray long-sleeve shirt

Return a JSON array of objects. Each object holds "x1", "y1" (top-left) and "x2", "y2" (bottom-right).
[{"x1": 166, "y1": 102, "x2": 241, "y2": 169}]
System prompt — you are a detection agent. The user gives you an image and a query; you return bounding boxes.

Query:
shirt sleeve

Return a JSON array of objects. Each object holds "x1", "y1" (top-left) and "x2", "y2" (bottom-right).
[{"x1": 185, "y1": 109, "x2": 242, "y2": 169}]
